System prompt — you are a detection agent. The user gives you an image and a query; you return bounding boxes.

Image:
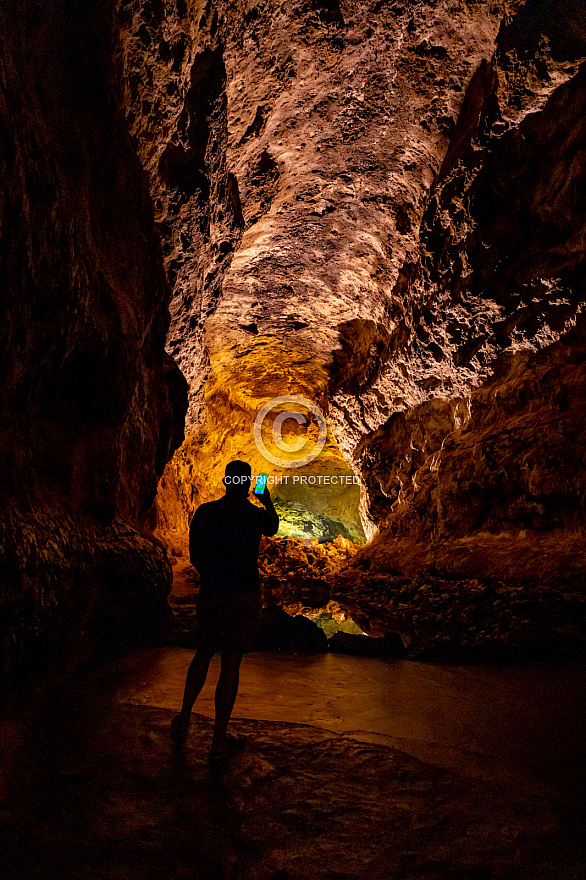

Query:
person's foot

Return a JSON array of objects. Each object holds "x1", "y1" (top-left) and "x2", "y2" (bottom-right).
[
  {"x1": 171, "y1": 713, "x2": 190, "y2": 739},
  {"x1": 208, "y1": 733, "x2": 247, "y2": 761}
]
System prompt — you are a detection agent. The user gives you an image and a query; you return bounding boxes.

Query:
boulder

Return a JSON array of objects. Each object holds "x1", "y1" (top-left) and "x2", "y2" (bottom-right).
[{"x1": 252, "y1": 606, "x2": 328, "y2": 653}]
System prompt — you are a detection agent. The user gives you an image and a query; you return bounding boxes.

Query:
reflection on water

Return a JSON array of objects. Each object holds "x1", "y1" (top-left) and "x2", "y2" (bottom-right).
[{"x1": 116, "y1": 648, "x2": 586, "y2": 802}]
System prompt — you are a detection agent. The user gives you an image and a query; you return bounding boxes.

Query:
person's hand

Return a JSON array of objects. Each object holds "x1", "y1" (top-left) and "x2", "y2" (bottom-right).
[
  {"x1": 259, "y1": 485, "x2": 279, "y2": 534},
  {"x1": 258, "y1": 485, "x2": 272, "y2": 506}
]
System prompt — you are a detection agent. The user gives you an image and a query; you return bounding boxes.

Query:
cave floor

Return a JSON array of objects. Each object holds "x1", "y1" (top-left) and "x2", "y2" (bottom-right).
[{"x1": 2, "y1": 650, "x2": 585, "y2": 880}]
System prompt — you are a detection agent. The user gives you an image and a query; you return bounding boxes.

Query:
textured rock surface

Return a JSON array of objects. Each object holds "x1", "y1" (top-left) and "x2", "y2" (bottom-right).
[
  {"x1": 352, "y1": 5, "x2": 586, "y2": 594},
  {"x1": 4, "y1": 0, "x2": 586, "y2": 675},
  {"x1": 118, "y1": 0, "x2": 244, "y2": 430},
  {"x1": 166, "y1": 534, "x2": 586, "y2": 659},
  {"x1": 2, "y1": 664, "x2": 582, "y2": 880},
  {"x1": 0, "y1": 0, "x2": 187, "y2": 681},
  {"x1": 121, "y1": 1, "x2": 586, "y2": 638},
  {"x1": 119, "y1": 0, "x2": 514, "y2": 548}
]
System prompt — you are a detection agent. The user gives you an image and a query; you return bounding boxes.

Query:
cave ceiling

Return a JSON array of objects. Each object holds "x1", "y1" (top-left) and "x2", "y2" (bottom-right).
[{"x1": 118, "y1": 0, "x2": 586, "y2": 562}]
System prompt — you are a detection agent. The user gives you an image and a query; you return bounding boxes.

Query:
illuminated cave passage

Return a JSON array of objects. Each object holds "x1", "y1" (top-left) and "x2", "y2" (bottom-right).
[
  {"x1": 2, "y1": 0, "x2": 586, "y2": 878},
  {"x1": 142, "y1": 0, "x2": 586, "y2": 662},
  {"x1": 2, "y1": 0, "x2": 584, "y2": 661},
  {"x1": 273, "y1": 499, "x2": 363, "y2": 545},
  {"x1": 153, "y1": 352, "x2": 368, "y2": 556}
]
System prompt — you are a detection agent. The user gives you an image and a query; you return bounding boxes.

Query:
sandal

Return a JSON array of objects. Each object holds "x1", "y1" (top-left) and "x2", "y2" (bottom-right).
[
  {"x1": 208, "y1": 733, "x2": 247, "y2": 761},
  {"x1": 171, "y1": 714, "x2": 190, "y2": 739}
]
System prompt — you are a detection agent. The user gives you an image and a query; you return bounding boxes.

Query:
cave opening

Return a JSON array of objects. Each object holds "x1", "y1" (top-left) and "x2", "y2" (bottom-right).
[
  {"x1": 153, "y1": 339, "x2": 370, "y2": 568},
  {"x1": 273, "y1": 497, "x2": 365, "y2": 545}
]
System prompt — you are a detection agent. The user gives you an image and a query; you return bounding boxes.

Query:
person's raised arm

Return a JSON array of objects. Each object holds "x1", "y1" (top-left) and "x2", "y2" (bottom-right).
[
  {"x1": 188, "y1": 506, "x2": 205, "y2": 573},
  {"x1": 258, "y1": 485, "x2": 279, "y2": 536}
]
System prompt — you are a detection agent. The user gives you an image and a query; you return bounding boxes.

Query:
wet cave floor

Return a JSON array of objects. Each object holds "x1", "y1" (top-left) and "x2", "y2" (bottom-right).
[{"x1": 1, "y1": 649, "x2": 585, "y2": 880}]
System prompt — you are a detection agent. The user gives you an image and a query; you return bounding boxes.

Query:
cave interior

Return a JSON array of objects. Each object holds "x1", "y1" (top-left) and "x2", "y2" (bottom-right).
[{"x1": 1, "y1": 0, "x2": 586, "y2": 878}]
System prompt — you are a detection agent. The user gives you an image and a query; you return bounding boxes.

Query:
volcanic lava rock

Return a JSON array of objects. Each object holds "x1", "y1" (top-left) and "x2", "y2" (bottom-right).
[
  {"x1": 8, "y1": 0, "x2": 582, "y2": 675},
  {"x1": 163, "y1": 531, "x2": 586, "y2": 659},
  {"x1": 331, "y1": 568, "x2": 586, "y2": 661},
  {"x1": 125, "y1": 3, "x2": 584, "y2": 639},
  {"x1": 353, "y1": 8, "x2": 586, "y2": 596},
  {"x1": 259, "y1": 534, "x2": 359, "y2": 608},
  {"x1": 119, "y1": 0, "x2": 586, "y2": 659},
  {"x1": 119, "y1": 0, "x2": 515, "y2": 548},
  {"x1": 118, "y1": 0, "x2": 244, "y2": 432},
  {"x1": 252, "y1": 605, "x2": 328, "y2": 653},
  {"x1": 0, "y1": 0, "x2": 187, "y2": 681}
]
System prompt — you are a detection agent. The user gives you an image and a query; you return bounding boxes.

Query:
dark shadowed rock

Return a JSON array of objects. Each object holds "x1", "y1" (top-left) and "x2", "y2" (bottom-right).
[
  {"x1": 0, "y1": 0, "x2": 187, "y2": 682},
  {"x1": 328, "y1": 631, "x2": 406, "y2": 659},
  {"x1": 252, "y1": 605, "x2": 328, "y2": 653}
]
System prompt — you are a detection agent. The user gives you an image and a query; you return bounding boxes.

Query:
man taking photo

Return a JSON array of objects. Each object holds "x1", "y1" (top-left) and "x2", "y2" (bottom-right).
[{"x1": 171, "y1": 459, "x2": 279, "y2": 760}]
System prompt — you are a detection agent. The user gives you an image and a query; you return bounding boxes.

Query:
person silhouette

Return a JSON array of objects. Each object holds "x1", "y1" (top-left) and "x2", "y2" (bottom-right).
[{"x1": 171, "y1": 459, "x2": 279, "y2": 759}]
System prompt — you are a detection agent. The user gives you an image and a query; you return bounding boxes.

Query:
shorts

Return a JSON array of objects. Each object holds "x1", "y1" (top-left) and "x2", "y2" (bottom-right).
[{"x1": 196, "y1": 591, "x2": 262, "y2": 653}]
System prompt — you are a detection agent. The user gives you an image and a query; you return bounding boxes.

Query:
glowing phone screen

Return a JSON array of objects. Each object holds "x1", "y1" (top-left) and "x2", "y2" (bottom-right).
[{"x1": 254, "y1": 473, "x2": 268, "y2": 495}]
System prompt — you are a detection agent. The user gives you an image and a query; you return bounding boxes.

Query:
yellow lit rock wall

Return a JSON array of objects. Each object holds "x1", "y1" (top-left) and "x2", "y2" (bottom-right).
[
  {"x1": 120, "y1": 0, "x2": 585, "y2": 625},
  {"x1": 120, "y1": 0, "x2": 509, "y2": 552},
  {"x1": 154, "y1": 337, "x2": 364, "y2": 553}
]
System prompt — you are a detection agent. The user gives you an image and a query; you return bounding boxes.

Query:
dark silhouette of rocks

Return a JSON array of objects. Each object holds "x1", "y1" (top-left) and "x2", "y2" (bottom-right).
[
  {"x1": 0, "y1": 0, "x2": 187, "y2": 681},
  {"x1": 252, "y1": 605, "x2": 328, "y2": 653}
]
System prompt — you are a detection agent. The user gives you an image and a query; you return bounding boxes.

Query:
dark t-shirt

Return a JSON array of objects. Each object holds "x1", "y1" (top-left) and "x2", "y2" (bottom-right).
[{"x1": 189, "y1": 494, "x2": 278, "y2": 598}]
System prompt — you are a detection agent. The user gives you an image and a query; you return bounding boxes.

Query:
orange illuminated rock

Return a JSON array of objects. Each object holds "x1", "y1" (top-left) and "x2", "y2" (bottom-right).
[
  {"x1": 122, "y1": 0, "x2": 586, "y2": 657},
  {"x1": 120, "y1": 0, "x2": 512, "y2": 553}
]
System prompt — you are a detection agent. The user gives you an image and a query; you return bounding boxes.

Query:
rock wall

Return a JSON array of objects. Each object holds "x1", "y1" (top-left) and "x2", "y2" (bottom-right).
[
  {"x1": 121, "y1": 0, "x2": 515, "y2": 549},
  {"x1": 0, "y1": 0, "x2": 187, "y2": 682},
  {"x1": 9, "y1": 0, "x2": 577, "y2": 659},
  {"x1": 354, "y1": 3, "x2": 586, "y2": 589},
  {"x1": 120, "y1": 0, "x2": 586, "y2": 652},
  {"x1": 118, "y1": 0, "x2": 244, "y2": 431}
]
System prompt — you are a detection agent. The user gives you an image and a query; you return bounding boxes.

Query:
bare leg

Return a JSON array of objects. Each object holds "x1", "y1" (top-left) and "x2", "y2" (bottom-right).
[
  {"x1": 210, "y1": 651, "x2": 244, "y2": 754},
  {"x1": 171, "y1": 645, "x2": 215, "y2": 736}
]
